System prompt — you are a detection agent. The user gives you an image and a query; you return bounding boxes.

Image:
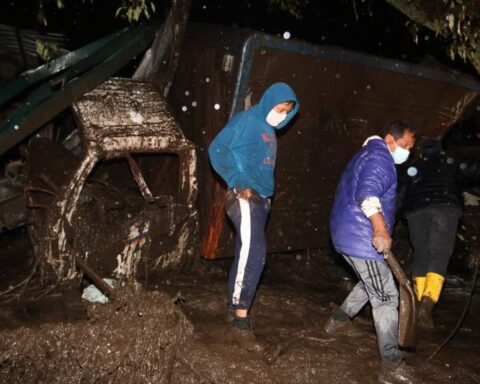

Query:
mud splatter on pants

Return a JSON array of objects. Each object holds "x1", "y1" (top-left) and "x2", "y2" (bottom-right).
[
  {"x1": 340, "y1": 255, "x2": 404, "y2": 363},
  {"x1": 225, "y1": 190, "x2": 271, "y2": 310}
]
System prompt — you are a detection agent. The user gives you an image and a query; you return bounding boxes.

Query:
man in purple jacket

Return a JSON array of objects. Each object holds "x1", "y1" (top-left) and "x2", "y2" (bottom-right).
[{"x1": 327, "y1": 120, "x2": 415, "y2": 382}]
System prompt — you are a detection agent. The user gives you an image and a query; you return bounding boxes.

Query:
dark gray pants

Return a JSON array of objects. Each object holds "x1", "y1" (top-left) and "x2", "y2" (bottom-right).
[
  {"x1": 406, "y1": 205, "x2": 461, "y2": 277},
  {"x1": 340, "y1": 255, "x2": 404, "y2": 363}
]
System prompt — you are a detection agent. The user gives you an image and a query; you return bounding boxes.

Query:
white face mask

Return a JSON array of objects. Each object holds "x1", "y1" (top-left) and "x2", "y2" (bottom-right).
[
  {"x1": 390, "y1": 140, "x2": 410, "y2": 164},
  {"x1": 266, "y1": 109, "x2": 287, "y2": 127}
]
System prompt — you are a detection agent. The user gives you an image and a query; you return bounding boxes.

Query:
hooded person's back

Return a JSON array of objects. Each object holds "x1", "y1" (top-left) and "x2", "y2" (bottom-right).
[{"x1": 208, "y1": 82, "x2": 299, "y2": 198}]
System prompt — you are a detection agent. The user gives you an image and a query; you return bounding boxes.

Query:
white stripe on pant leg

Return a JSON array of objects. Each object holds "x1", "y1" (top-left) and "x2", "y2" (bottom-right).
[{"x1": 232, "y1": 198, "x2": 251, "y2": 305}]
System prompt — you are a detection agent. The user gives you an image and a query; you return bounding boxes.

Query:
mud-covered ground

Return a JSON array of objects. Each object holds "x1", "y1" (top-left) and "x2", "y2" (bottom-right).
[{"x1": 0, "y1": 244, "x2": 479, "y2": 383}]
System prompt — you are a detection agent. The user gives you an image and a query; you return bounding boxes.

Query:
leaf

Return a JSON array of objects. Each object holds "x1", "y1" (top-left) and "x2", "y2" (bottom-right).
[
  {"x1": 446, "y1": 14, "x2": 455, "y2": 31},
  {"x1": 134, "y1": 7, "x2": 142, "y2": 21},
  {"x1": 35, "y1": 39, "x2": 58, "y2": 61},
  {"x1": 449, "y1": 46, "x2": 455, "y2": 60},
  {"x1": 267, "y1": 0, "x2": 304, "y2": 20}
]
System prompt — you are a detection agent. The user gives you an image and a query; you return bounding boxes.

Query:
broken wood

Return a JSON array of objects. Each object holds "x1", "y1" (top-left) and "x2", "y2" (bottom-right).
[
  {"x1": 38, "y1": 172, "x2": 63, "y2": 198},
  {"x1": 75, "y1": 256, "x2": 116, "y2": 301},
  {"x1": 133, "y1": 0, "x2": 192, "y2": 96},
  {"x1": 125, "y1": 153, "x2": 155, "y2": 203}
]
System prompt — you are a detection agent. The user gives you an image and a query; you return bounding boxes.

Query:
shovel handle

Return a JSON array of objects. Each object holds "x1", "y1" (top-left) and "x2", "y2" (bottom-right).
[
  {"x1": 384, "y1": 249, "x2": 416, "y2": 305},
  {"x1": 384, "y1": 249, "x2": 417, "y2": 349},
  {"x1": 383, "y1": 249, "x2": 408, "y2": 286}
]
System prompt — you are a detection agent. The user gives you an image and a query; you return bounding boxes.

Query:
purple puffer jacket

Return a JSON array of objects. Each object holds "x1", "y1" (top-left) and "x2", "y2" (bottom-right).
[{"x1": 330, "y1": 138, "x2": 397, "y2": 261}]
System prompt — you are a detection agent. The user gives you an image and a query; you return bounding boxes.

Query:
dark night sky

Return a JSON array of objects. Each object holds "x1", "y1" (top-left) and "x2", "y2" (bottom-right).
[{"x1": 0, "y1": 0, "x2": 476, "y2": 76}]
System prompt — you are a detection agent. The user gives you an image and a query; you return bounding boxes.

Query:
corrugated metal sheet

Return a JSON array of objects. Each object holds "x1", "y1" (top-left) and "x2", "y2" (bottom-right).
[{"x1": 0, "y1": 23, "x2": 66, "y2": 72}]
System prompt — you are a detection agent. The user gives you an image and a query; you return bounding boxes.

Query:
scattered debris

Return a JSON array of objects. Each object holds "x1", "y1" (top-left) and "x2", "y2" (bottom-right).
[
  {"x1": 464, "y1": 191, "x2": 480, "y2": 206},
  {"x1": 81, "y1": 278, "x2": 116, "y2": 303}
]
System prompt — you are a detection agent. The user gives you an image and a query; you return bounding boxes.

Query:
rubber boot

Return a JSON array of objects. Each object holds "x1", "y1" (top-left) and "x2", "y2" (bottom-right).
[
  {"x1": 418, "y1": 272, "x2": 444, "y2": 329},
  {"x1": 413, "y1": 276, "x2": 426, "y2": 302}
]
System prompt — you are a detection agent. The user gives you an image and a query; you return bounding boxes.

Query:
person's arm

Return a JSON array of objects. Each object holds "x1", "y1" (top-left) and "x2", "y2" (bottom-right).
[
  {"x1": 359, "y1": 196, "x2": 392, "y2": 253},
  {"x1": 456, "y1": 157, "x2": 480, "y2": 183},
  {"x1": 395, "y1": 166, "x2": 410, "y2": 219},
  {"x1": 208, "y1": 118, "x2": 249, "y2": 191},
  {"x1": 355, "y1": 154, "x2": 395, "y2": 253},
  {"x1": 369, "y1": 212, "x2": 392, "y2": 253}
]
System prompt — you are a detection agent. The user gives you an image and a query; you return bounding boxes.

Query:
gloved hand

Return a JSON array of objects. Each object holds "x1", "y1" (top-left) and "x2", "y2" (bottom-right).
[{"x1": 372, "y1": 230, "x2": 392, "y2": 253}]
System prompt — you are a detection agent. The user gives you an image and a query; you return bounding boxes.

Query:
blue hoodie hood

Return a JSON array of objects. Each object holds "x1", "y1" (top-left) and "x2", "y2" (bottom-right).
[
  {"x1": 254, "y1": 82, "x2": 300, "y2": 129},
  {"x1": 208, "y1": 82, "x2": 299, "y2": 197}
]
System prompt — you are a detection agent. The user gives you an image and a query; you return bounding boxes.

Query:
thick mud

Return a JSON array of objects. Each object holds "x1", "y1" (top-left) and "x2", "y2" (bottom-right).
[
  {"x1": 0, "y1": 284, "x2": 192, "y2": 383},
  {"x1": 0, "y1": 257, "x2": 479, "y2": 383}
]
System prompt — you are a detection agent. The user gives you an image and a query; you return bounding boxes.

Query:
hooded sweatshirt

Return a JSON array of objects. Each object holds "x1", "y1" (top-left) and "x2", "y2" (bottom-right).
[{"x1": 208, "y1": 82, "x2": 299, "y2": 198}]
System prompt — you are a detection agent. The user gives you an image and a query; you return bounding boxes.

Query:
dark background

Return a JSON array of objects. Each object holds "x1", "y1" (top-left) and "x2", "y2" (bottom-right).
[{"x1": 0, "y1": 0, "x2": 476, "y2": 76}]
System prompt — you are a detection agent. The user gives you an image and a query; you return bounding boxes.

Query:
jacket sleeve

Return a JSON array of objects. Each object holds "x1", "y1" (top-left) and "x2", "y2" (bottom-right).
[
  {"x1": 456, "y1": 157, "x2": 480, "y2": 184},
  {"x1": 395, "y1": 167, "x2": 410, "y2": 216},
  {"x1": 208, "y1": 118, "x2": 250, "y2": 189},
  {"x1": 355, "y1": 154, "x2": 394, "y2": 204}
]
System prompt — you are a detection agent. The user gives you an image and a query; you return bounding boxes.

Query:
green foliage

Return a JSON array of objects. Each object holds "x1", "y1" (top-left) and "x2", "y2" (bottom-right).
[
  {"x1": 37, "y1": 0, "x2": 157, "y2": 26},
  {"x1": 115, "y1": 0, "x2": 157, "y2": 23},
  {"x1": 442, "y1": 0, "x2": 470, "y2": 62},
  {"x1": 267, "y1": 0, "x2": 306, "y2": 20},
  {"x1": 34, "y1": 0, "x2": 157, "y2": 60},
  {"x1": 35, "y1": 40, "x2": 59, "y2": 61},
  {"x1": 389, "y1": 0, "x2": 479, "y2": 70}
]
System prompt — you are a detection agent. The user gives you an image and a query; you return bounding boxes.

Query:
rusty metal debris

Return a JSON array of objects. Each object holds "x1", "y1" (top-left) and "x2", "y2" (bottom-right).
[{"x1": 21, "y1": 78, "x2": 198, "y2": 281}]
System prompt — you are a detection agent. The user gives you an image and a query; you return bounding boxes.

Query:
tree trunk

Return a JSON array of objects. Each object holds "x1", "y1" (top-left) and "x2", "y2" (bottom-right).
[
  {"x1": 133, "y1": 0, "x2": 192, "y2": 97},
  {"x1": 385, "y1": 0, "x2": 480, "y2": 75}
]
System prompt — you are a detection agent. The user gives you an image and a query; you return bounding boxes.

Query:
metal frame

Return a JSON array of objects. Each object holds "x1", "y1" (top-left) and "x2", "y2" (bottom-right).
[
  {"x1": 230, "y1": 33, "x2": 480, "y2": 118},
  {"x1": 0, "y1": 24, "x2": 156, "y2": 155}
]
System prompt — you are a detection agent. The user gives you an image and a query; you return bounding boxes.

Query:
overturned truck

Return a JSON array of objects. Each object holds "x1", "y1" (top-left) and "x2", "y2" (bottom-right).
[{"x1": 2, "y1": 22, "x2": 480, "y2": 283}]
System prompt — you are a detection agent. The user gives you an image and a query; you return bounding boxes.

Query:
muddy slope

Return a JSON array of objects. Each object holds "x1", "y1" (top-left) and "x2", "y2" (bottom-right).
[{"x1": 0, "y1": 285, "x2": 192, "y2": 383}]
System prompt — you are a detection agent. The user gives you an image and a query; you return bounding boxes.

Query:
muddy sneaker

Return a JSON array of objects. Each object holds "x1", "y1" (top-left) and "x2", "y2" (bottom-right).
[
  {"x1": 324, "y1": 308, "x2": 353, "y2": 334},
  {"x1": 377, "y1": 360, "x2": 415, "y2": 384},
  {"x1": 232, "y1": 328, "x2": 265, "y2": 353},
  {"x1": 226, "y1": 306, "x2": 236, "y2": 322},
  {"x1": 232, "y1": 315, "x2": 252, "y2": 330},
  {"x1": 231, "y1": 316, "x2": 264, "y2": 353}
]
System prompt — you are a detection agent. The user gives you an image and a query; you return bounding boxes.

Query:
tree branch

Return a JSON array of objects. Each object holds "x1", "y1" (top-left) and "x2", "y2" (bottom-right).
[{"x1": 385, "y1": 0, "x2": 480, "y2": 75}]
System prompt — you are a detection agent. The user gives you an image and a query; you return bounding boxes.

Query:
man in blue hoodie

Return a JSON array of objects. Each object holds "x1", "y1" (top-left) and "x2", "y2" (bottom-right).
[
  {"x1": 208, "y1": 82, "x2": 299, "y2": 349},
  {"x1": 327, "y1": 120, "x2": 415, "y2": 382}
]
